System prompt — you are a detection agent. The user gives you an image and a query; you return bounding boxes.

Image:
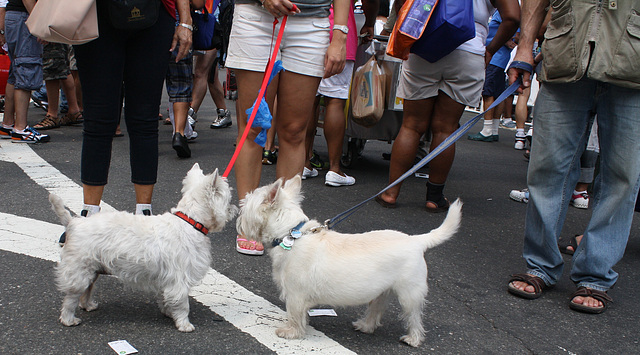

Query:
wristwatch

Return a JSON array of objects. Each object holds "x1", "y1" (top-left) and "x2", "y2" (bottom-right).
[{"x1": 333, "y1": 25, "x2": 348, "y2": 35}]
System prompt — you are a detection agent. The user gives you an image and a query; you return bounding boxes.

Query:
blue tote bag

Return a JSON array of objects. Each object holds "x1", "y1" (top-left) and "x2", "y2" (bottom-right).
[{"x1": 410, "y1": 0, "x2": 475, "y2": 63}]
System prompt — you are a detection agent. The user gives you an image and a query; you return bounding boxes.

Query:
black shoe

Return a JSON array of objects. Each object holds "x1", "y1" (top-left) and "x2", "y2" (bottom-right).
[
  {"x1": 142, "y1": 209, "x2": 151, "y2": 216},
  {"x1": 172, "y1": 133, "x2": 191, "y2": 158}
]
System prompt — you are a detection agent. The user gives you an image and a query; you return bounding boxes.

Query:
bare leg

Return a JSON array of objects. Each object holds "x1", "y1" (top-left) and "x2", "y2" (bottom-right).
[
  {"x1": 323, "y1": 97, "x2": 348, "y2": 174},
  {"x1": 378, "y1": 97, "x2": 435, "y2": 205},
  {"x1": 275, "y1": 71, "x2": 322, "y2": 180}
]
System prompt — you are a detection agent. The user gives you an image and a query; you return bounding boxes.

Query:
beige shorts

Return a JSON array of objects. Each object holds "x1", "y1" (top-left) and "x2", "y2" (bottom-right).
[
  {"x1": 226, "y1": 4, "x2": 330, "y2": 78},
  {"x1": 317, "y1": 60, "x2": 354, "y2": 99},
  {"x1": 397, "y1": 50, "x2": 485, "y2": 107}
]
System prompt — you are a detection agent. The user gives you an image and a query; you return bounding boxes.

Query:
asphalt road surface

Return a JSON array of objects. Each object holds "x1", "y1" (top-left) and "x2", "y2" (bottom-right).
[{"x1": 1, "y1": 89, "x2": 639, "y2": 354}]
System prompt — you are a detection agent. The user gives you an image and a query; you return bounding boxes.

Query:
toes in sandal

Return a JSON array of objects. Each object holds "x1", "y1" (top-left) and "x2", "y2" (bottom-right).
[
  {"x1": 236, "y1": 236, "x2": 264, "y2": 256},
  {"x1": 61, "y1": 111, "x2": 83, "y2": 126},
  {"x1": 569, "y1": 286, "x2": 612, "y2": 314},
  {"x1": 508, "y1": 273, "x2": 551, "y2": 300},
  {"x1": 558, "y1": 234, "x2": 580, "y2": 255},
  {"x1": 33, "y1": 114, "x2": 60, "y2": 130}
]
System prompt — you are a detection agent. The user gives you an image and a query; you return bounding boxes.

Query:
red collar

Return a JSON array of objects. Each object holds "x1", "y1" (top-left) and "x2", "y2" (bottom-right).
[{"x1": 174, "y1": 211, "x2": 209, "y2": 235}]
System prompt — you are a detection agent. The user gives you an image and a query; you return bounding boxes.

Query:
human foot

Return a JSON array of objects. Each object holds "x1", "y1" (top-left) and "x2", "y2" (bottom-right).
[
  {"x1": 508, "y1": 273, "x2": 550, "y2": 299},
  {"x1": 236, "y1": 236, "x2": 264, "y2": 256},
  {"x1": 559, "y1": 234, "x2": 583, "y2": 255},
  {"x1": 569, "y1": 287, "x2": 612, "y2": 314}
]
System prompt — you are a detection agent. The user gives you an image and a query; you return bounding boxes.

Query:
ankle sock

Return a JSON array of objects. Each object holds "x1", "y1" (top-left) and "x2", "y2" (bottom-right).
[
  {"x1": 516, "y1": 128, "x2": 525, "y2": 137},
  {"x1": 2, "y1": 124, "x2": 13, "y2": 129},
  {"x1": 480, "y1": 120, "x2": 493, "y2": 136},
  {"x1": 492, "y1": 119, "x2": 500, "y2": 135},
  {"x1": 136, "y1": 203, "x2": 152, "y2": 215},
  {"x1": 81, "y1": 204, "x2": 101, "y2": 217},
  {"x1": 573, "y1": 190, "x2": 587, "y2": 196}
]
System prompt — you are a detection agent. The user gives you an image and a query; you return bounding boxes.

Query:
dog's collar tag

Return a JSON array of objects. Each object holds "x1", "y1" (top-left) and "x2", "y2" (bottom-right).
[{"x1": 276, "y1": 221, "x2": 307, "y2": 250}]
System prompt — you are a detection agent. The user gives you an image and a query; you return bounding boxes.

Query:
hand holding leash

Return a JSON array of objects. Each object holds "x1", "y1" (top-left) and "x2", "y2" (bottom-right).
[
  {"x1": 507, "y1": 51, "x2": 535, "y2": 94},
  {"x1": 261, "y1": 0, "x2": 300, "y2": 17}
]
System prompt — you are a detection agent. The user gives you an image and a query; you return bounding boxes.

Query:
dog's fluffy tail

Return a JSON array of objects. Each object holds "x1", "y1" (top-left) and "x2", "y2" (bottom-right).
[
  {"x1": 416, "y1": 198, "x2": 462, "y2": 250},
  {"x1": 49, "y1": 193, "x2": 73, "y2": 227}
]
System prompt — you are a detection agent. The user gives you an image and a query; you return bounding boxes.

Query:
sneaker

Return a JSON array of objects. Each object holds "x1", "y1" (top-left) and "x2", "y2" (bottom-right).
[
  {"x1": 210, "y1": 109, "x2": 232, "y2": 128},
  {"x1": 301, "y1": 166, "x2": 318, "y2": 180},
  {"x1": 188, "y1": 107, "x2": 197, "y2": 126},
  {"x1": 571, "y1": 192, "x2": 589, "y2": 209},
  {"x1": 509, "y1": 188, "x2": 529, "y2": 203},
  {"x1": 309, "y1": 150, "x2": 328, "y2": 170},
  {"x1": 262, "y1": 149, "x2": 277, "y2": 165},
  {"x1": 31, "y1": 90, "x2": 48, "y2": 111},
  {"x1": 0, "y1": 125, "x2": 12, "y2": 139},
  {"x1": 514, "y1": 136, "x2": 526, "y2": 150},
  {"x1": 468, "y1": 132, "x2": 498, "y2": 142},
  {"x1": 325, "y1": 171, "x2": 355, "y2": 187},
  {"x1": 186, "y1": 130, "x2": 198, "y2": 141},
  {"x1": 11, "y1": 126, "x2": 50, "y2": 143},
  {"x1": 500, "y1": 119, "x2": 517, "y2": 129}
]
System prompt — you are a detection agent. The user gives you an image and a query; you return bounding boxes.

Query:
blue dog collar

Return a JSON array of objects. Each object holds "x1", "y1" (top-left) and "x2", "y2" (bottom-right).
[{"x1": 272, "y1": 221, "x2": 307, "y2": 250}]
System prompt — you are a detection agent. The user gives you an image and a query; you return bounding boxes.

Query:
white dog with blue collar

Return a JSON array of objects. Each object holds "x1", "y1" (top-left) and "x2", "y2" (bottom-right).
[{"x1": 236, "y1": 175, "x2": 462, "y2": 347}]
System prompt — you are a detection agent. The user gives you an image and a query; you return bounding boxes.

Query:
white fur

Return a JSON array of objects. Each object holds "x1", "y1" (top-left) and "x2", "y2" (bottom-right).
[
  {"x1": 51, "y1": 163, "x2": 236, "y2": 332},
  {"x1": 236, "y1": 176, "x2": 462, "y2": 347}
]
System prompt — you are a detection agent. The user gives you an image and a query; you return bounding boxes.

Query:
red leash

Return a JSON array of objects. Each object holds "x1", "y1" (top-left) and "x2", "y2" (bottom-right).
[{"x1": 222, "y1": 9, "x2": 295, "y2": 178}]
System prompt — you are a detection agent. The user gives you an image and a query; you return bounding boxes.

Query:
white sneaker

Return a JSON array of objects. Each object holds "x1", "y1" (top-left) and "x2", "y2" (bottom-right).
[
  {"x1": 301, "y1": 167, "x2": 318, "y2": 180},
  {"x1": 509, "y1": 188, "x2": 529, "y2": 203},
  {"x1": 186, "y1": 130, "x2": 198, "y2": 141},
  {"x1": 571, "y1": 192, "x2": 589, "y2": 209},
  {"x1": 514, "y1": 136, "x2": 526, "y2": 150},
  {"x1": 325, "y1": 171, "x2": 355, "y2": 186}
]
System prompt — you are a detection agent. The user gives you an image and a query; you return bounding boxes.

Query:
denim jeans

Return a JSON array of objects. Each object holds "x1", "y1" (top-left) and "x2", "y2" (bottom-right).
[
  {"x1": 523, "y1": 78, "x2": 640, "y2": 291},
  {"x1": 74, "y1": 0, "x2": 174, "y2": 185}
]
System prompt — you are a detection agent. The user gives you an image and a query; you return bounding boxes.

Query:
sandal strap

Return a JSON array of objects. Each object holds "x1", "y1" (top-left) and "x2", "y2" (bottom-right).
[
  {"x1": 571, "y1": 286, "x2": 613, "y2": 304},
  {"x1": 509, "y1": 273, "x2": 547, "y2": 293},
  {"x1": 34, "y1": 115, "x2": 59, "y2": 127}
]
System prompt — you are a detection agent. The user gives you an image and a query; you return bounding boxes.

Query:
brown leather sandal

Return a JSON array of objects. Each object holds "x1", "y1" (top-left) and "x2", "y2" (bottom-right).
[
  {"x1": 507, "y1": 273, "x2": 551, "y2": 299},
  {"x1": 33, "y1": 114, "x2": 60, "y2": 130},
  {"x1": 61, "y1": 111, "x2": 83, "y2": 126},
  {"x1": 569, "y1": 286, "x2": 612, "y2": 314}
]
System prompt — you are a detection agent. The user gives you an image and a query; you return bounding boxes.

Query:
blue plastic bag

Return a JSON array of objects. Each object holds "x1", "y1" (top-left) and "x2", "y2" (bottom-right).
[
  {"x1": 246, "y1": 60, "x2": 284, "y2": 147},
  {"x1": 410, "y1": 0, "x2": 475, "y2": 63}
]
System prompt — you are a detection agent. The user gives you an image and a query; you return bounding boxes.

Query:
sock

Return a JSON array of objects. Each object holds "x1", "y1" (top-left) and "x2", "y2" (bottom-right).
[
  {"x1": 573, "y1": 190, "x2": 587, "y2": 195},
  {"x1": 81, "y1": 204, "x2": 101, "y2": 217},
  {"x1": 136, "y1": 203, "x2": 152, "y2": 215},
  {"x1": 516, "y1": 128, "x2": 525, "y2": 137},
  {"x1": 2, "y1": 123, "x2": 13, "y2": 129},
  {"x1": 480, "y1": 120, "x2": 493, "y2": 136},
  {"x1": 492, "y1": 119, "x2": 500, "y2": 135}
]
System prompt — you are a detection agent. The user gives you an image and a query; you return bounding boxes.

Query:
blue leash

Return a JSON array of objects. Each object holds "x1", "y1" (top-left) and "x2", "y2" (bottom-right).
[{"x1": 327, "y1": 73, "x2": 526, "y2": 229}]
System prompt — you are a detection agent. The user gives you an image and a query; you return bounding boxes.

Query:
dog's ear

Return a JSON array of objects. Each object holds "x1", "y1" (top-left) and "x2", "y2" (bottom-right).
[
  {"x1": 267, "y1": 178, "x2": 284, "y2": 204},
  {"x1": 188, "y1": 162, "x2": 204, "y2": 176},
  {"x1": 283, "y1": 175, "x2": 302, "y2": 195}
]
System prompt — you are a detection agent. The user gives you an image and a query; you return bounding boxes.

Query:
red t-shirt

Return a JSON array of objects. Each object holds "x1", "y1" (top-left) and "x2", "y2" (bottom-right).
[{"x1": 161, "y1": 0, "x2": 177, "y2": 19}]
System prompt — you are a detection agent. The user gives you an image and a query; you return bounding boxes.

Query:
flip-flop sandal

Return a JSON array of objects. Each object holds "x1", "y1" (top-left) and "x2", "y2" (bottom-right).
[
  {"x1": 507, "y1": 273, "x2": 551, "y2": 300},
  {"x1": 558, "y1": 234, "x2": 579, "y2": 255},
  {"x1": 425, "y1": 197, "x2": 450, "y2": 213},
  {"x1": 375, "y1": 195, "x2": 397, "y2": 209},
  {"x1": 236, "y1": 236, "x2": 264, "y2": 256},
  {"x1": 569, "y1": 286, "x2": 612, "y2": 314}
]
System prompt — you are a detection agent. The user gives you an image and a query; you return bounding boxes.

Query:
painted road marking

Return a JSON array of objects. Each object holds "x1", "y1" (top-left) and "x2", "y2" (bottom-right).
[{"x1": 0, "y1": 140, "x2": 356, "y2": 355}]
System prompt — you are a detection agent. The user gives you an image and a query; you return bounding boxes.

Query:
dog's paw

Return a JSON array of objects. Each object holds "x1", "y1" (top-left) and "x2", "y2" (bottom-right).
[
  {"x1": 352, "y1": 319, "x2": 377, "y2": 334},
  {"x1": 276, "y1": 326, "x2": 305, "y2": 339},
  {"x1": 80, "y1": 301, "x2": 99, "y2": 312},
  {"x1": 400, "y1": 334, "x2": 423, "y2": 348},
  {"x1": 60, "y1": 316, "x2": 82, "y2": 327},
  {"x1": 176, "y1": 322, "x2": 195, "y2": 332}
]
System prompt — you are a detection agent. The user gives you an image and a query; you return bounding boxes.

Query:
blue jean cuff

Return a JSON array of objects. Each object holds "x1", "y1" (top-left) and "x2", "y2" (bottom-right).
[
  {"x1": 527, "y1": 269, "x2": 554, "y2": 287},
  {"x1": 575, "y1": 283, "x2": 609, "y2": 292}
]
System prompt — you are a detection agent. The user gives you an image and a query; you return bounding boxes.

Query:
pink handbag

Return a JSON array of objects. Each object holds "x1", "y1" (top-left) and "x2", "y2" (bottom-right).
[{"x1": 25, "y1": 0, "x2": 98, "y2": 45}]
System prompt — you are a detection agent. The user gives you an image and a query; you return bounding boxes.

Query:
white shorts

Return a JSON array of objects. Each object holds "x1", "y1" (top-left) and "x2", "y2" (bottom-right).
[
  {"x1": 226, "y1": 4, "x2": 330, "y2": 78},
  {"x1": 317, "y1": 60, "x2": 354, "y2": 99},
  {"x1": 397, "y1": 50, "x2": 485, "y2": 107}
]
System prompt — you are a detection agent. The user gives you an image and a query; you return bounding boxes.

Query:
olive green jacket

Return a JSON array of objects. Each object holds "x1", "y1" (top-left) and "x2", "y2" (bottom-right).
[{"x1": 541, "y1": 0, "x2": 640, "y2": 89}]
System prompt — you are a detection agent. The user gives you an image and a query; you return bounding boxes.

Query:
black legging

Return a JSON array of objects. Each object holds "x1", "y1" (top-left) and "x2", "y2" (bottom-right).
[{"x1": 74, "y1": 0, "x2": 174, "y2": 186}]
